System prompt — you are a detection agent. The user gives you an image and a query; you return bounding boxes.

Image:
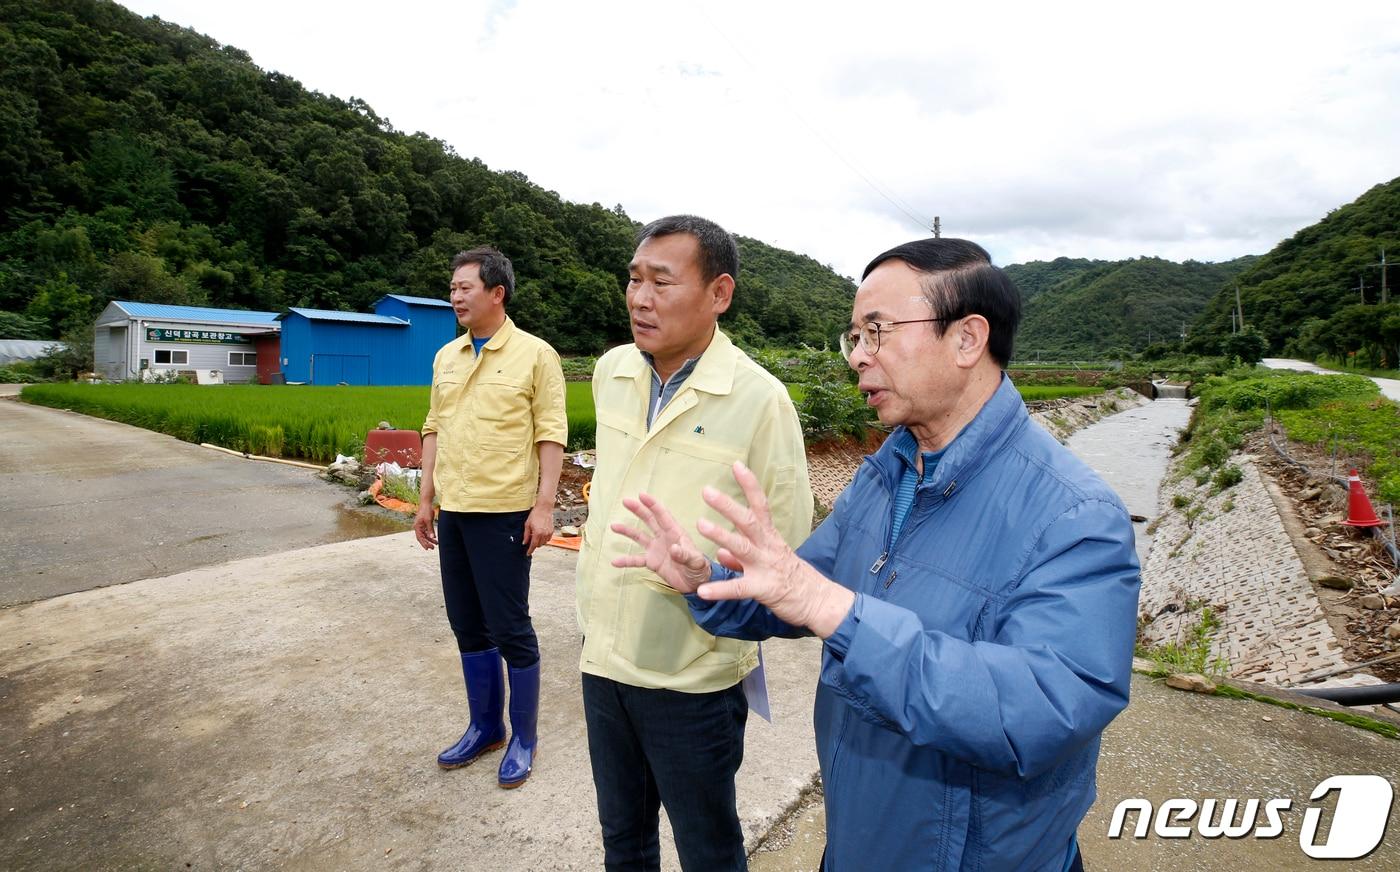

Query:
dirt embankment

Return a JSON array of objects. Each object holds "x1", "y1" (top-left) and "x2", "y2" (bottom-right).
[{"x1": 1251, "y1": 429, "x2": 1400, "y2": 682}]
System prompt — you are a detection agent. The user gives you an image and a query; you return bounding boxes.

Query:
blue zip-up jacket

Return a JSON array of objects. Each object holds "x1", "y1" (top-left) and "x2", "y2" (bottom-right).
[{"x1": 689, "y1": 375, "x2": 1140, "y2": 871}]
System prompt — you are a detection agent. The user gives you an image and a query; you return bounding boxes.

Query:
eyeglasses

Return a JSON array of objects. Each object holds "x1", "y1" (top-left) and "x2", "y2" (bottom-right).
[{"x1": 840, "y1": 318, "x2": 951, "y2": 359}]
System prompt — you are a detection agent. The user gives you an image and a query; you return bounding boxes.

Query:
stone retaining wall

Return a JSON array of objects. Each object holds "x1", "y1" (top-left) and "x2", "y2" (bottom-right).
[{"x1": 1138, "y1": 451, "x2": 1377, "y2": 688}]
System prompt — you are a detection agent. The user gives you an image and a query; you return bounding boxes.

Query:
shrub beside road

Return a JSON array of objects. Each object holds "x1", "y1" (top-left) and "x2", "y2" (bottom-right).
[{"x1": 1186, "y1": 368, "x2": 1400, "y2": 504}]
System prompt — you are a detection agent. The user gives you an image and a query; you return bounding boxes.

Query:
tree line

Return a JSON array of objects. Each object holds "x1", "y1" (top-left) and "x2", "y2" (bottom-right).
[
  {"x1": 1009, "y1": 256, "x2": 1253, "y2": 360},
  {"x1": 1190, "y1": 176, "x2": 1400, "y2": 367},
  {"x1": 0, "y1": 0, "x2": 854, "y2": 362}
]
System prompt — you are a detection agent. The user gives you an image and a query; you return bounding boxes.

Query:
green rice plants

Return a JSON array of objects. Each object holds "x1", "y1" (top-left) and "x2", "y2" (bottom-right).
[{"x1": 19, "y1": 382, "x2": 601, "y2": 460}]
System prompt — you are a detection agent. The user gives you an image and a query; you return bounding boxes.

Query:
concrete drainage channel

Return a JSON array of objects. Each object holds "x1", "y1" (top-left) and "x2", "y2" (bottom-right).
[{"x1": 1153, "y1": 379, "x2": 1189, "y2": 399}]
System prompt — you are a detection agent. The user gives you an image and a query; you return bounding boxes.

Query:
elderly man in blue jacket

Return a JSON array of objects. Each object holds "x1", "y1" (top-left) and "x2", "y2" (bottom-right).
[{"x1": 610, "y1": 238, "x2": 1140, "y2": 872}]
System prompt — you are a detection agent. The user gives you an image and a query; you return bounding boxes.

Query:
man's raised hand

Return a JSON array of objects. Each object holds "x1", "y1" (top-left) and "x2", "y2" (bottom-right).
[
  {"x1": 610, "y1": 493, "x2": 712, "y2": 593},
  {"x1": 692, "y1": 461, "x2": 855, "y2": 639}
]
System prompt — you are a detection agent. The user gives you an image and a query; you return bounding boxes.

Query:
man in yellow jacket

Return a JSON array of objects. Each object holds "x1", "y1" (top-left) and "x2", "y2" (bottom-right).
[
  {"x1": 415, "y1": 246, "x2": 567, "y2": 789},
  {"x1": 577, "y1": 215, "x2": 812, "y2": 870}
]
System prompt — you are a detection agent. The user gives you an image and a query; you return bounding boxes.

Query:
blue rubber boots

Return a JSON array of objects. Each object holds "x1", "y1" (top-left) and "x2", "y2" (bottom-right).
[
  {"x1": 437, "y1": 648, "x2": 506, "y2": 769},
  {"x1": 496, "y1": 662, "x2": 540, "y2": 788},
  {"x1": 438, "y1": 649, "x2": 540, "y2": 788}
]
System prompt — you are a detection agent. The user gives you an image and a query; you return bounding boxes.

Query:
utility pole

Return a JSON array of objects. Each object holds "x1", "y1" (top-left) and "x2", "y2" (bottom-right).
[
  {"x1": 1356, "y1": 276, "x2": 1367, "y2": 304},
  {"x1": 931, "y1": 216, "x2": 941, "y2": 238},
  {"x1": 1181, "y1": 321, "x2": 1187, "y2": 340},
  {"x1": 1234, "y1": 284, "x2": 1245, "y2": 331},
  {"x1": 1376, "y1": 247, "x2": 1389, "y2": 304}
]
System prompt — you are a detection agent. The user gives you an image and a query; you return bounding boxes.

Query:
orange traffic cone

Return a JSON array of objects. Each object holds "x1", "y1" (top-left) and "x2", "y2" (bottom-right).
[{"x1": 1342, "y1": 469, "x2": 1384, "y2": 528}]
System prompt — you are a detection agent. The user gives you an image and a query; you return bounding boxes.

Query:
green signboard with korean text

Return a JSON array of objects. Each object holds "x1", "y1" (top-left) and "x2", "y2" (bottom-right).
[{"x1": 145, "y1": 327, "x2": 250, "y2": 344}]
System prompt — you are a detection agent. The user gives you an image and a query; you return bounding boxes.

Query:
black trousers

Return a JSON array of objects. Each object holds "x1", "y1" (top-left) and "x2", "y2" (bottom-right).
[
  {"x1": 436, "y1": 509, "x2": 538, "y2": 669},
  {"x1": 582, "y1": 673, "x2": 749, "y2": 872}
]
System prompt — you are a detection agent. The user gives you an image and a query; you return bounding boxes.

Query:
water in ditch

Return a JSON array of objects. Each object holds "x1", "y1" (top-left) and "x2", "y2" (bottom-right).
[{"x1": 1065, "y1": 398, "x2": 1192, "y2": 565}]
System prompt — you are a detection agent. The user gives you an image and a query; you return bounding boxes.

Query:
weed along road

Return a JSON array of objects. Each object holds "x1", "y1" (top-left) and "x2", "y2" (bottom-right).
[{"x1": 0, "y1": 393, "x2": 404, "y2": 606}]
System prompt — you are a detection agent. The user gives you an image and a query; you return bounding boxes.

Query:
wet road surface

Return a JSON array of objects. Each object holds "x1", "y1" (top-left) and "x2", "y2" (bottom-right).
[{"x1": 0, "y1": 394, "x2": 405, "y2": 606}]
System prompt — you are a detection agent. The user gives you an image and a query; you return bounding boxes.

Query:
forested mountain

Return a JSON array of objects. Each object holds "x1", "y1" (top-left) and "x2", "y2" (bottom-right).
[
  {"x1": 1192, "y1": 176, "x2": 1400, "y2": 365},
  {"x1": 1002, "y1": 257, "x2": 1107, "y2": 301},
  {"x1": 1012, "y1": 256, "x2": 1254, "y2": 359},
  {"x1": 0, "y1": 0, "x2": 854, "y2": 354}
]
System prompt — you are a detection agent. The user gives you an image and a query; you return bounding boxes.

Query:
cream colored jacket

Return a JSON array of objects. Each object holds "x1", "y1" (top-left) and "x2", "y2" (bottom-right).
[
  {"x1": 423, "y1": 317, "x2": 567, "y2": 512},
  {"x1": 576, "y1": 329, "x2": 813, "y2": 691}
]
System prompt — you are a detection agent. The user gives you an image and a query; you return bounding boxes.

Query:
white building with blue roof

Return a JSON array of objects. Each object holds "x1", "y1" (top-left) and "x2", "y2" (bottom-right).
[
  {"x1": 93, "y1": 295, "x2": 457, "y2": 385},
  {"x1": 93, "y1": 301, "x2": 282, "y2": 383}
]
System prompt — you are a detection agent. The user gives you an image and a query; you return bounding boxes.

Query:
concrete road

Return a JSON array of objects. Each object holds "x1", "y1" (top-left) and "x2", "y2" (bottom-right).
[
  {"x1": 1262, "y1": 358, "x2": 1400, "y2": 402},
  {"x1": 0, "y1": 534, "x2": 822, "y2": 871},
  {"x1": 0, "y1": 394, "x2": 404, "y2": 606},
  {"x1": 1082, "y1": 674, "x2": 1400, "y2": 871}
]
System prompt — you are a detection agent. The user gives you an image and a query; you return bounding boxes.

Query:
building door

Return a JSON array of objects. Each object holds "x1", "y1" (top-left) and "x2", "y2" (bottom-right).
[
  {"x1": 108, "y1": 325, "x2": 127, "y2": 378},
  {"x1": 311, "y1": 354, "x2": 371, "y2": 385}
]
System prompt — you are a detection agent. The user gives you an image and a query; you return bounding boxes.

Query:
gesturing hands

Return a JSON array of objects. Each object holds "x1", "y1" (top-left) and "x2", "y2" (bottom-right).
[
  {"x1": 610, "y1": 492, "x2": 712, "y2": 593},
  {"x1": 611, "y1": 461, "x2": 855, "y2": 639}
]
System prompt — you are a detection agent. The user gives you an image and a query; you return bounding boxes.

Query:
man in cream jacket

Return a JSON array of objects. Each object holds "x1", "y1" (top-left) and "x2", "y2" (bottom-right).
[{"x1": 576, "y1": 215, "x2": 812, "y2": 871}]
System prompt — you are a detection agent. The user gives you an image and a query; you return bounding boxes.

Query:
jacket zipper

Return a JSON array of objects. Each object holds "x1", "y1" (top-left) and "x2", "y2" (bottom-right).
[
  {"x1": 875, "y1": 472, "x2": 958, "y2": 595},
  {"x1": 869, "y1": 464, "x2": 924, "y2": 576}
]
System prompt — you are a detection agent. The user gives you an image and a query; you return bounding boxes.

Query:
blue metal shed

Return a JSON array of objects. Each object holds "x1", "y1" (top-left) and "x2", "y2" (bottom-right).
[
  {"x1": 277, "y1": 308, "x2": 411, "y2": 385},
  {"x1": 372, "y1": 295, "x2": 458, "y2": 384}
]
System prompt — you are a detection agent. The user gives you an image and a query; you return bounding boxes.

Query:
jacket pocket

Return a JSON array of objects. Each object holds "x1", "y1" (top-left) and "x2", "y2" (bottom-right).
[
  {"x1": 473, "y1": 377, "x2": 530, "y2": 450},
  {"x1": 432, "y1": 378, "x2": 465, "y2": 420},
  {"x1": 470, "y1": 443, "x2": 528, "y2": 497},
  {"x1": 615, "y1": 577, "x2": 716, "y2": 675}
]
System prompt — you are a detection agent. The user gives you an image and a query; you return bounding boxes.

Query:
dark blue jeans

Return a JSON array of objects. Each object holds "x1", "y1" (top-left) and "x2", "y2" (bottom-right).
[
  {"x1": 436, "y1": 509, "x2": 538, "y2": 668},
  {"x1": 581, "y1": 673, "x2": 749, "y2": 872}
]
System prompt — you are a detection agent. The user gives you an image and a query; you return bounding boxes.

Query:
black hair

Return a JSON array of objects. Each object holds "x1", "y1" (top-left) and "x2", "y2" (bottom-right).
[
  {"x1": 636, "y1": 215, "x2": 739, "y2": 285},
  {"x1": 451, "y1": 247, "x2": 515, "y2": 305},
  {"x1": 862, "y1": 238, "x2": 1022, "y2": 367}
]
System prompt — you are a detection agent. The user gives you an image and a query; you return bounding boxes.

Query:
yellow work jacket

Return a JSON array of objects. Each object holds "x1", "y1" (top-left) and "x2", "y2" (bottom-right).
[
  {"x1": 576, "y1": 329, "x2": 813, "y2": 691},
  {"x1": 423, "y1": 317, "x2": 567, "y2": 512}
]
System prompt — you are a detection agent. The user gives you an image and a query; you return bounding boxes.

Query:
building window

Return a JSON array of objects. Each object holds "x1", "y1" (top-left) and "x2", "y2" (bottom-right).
[
  {"x1": 154, "y1": 349, "x2": 188, "y2": 365},
  {"x1": 228, "y1": 352, "x2": 257, "y2": 366}
]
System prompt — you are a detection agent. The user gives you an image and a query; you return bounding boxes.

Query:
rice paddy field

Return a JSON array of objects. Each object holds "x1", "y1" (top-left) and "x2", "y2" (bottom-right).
[
  {"x1": 20, "y1": 381, "x2": 1107, "y2": 461},
  {"x1": 20, "y1": 383, "x2": 596, "y2": 461}
]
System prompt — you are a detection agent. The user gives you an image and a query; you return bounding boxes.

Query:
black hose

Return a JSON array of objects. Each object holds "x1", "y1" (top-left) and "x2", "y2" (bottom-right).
[{"x1": 1293, "y1": 683, "x2": 1400, "y2": 706}]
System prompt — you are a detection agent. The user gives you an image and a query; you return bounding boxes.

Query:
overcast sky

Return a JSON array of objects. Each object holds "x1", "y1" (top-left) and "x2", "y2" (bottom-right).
[{"x1": 120, "y1": 0, "x2": 1400, "y2": 279}]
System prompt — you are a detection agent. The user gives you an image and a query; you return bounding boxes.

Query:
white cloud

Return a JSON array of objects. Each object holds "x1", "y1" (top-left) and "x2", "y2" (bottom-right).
[{"x1": 121, "y1": 0, "x2": 1400, "y2": 277}]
